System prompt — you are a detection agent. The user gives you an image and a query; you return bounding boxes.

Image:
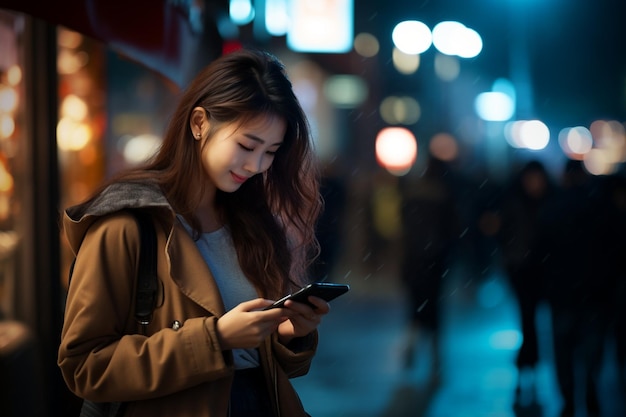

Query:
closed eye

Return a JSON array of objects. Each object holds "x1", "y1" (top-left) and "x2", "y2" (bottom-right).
[{"x1": 239, "y1": 143, "x2": 253, "y2": 151}]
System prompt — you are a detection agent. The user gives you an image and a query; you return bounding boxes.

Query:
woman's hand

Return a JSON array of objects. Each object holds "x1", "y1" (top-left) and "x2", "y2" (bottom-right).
[
  {"x1": 276, "y1": 296, "x2": 331, "y2": 345},
  {"x1": 216, "y1": 298, "x2": 289, "y2": 350}
]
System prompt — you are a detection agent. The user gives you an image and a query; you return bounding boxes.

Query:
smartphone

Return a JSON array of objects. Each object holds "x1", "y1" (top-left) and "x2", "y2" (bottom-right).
[{"x1": 264, "y1": 282, "x2": 350, "y2": 310}]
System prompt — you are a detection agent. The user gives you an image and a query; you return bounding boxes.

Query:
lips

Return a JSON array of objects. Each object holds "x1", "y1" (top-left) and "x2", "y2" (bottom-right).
[{"x1": 231, "y1": 172, "x2": 249, "y2": 184}]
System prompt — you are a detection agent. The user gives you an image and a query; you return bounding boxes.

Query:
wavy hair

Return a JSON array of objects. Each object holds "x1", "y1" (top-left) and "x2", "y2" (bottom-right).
[{"x1": 112, "y1": 49, "x2": 322, "y2": 297}]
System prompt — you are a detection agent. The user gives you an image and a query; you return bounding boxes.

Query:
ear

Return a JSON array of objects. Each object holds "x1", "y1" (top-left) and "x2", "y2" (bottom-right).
[{"x1": 190, "y1": 107, "x2": 209, "y2": 141}]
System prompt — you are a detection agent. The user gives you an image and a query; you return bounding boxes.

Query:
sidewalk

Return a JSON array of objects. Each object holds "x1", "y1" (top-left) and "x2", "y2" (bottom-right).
[{"x1": 293, "y1": 263, "x2": 626, "y2": 417}]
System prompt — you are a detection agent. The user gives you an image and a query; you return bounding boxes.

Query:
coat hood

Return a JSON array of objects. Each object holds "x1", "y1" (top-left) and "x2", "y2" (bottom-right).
[{"x1": 64, "y1": 181, "x2": 175, "y2": 254}]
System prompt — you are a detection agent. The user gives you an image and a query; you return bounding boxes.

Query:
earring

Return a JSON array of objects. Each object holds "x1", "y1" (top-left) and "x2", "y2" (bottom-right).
[{"x1": 195, "y1": 132, "x2": 201, "y2": 139}]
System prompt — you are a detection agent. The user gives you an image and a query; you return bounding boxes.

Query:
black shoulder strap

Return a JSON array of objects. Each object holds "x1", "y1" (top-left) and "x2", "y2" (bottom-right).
[
  {"x1": 66, "y1": 211, "x2": 159, "y2": 326},
  {"x1": 130, "y1": 211, "x2": 158, "y2": 326}
]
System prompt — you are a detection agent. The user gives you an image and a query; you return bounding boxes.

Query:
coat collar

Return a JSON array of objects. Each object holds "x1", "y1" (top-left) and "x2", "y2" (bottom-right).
[{"x1": 64, "y1": 180, "x2": 228, "y2": 316}]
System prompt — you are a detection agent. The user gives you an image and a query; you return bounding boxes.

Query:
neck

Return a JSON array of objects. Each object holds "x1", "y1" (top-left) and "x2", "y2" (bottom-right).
[
  {"x1": 196, "y1": 184, "x2": 223, "y2": 233},
  {"x1": 199, "y1": 214, "x2": 223, "y2": 233}
]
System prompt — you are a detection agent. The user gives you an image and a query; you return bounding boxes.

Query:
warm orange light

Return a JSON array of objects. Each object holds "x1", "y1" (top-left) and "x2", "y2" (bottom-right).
[
  {"x1": 57, "y1": 118, "x2": 92, "y2": 151},
  {"x1": 0, "y1": 115, "x2": 15, "y2": 139},
  {"x1": 0, "y1": 160, "x2": 14, "y2": 193},
  {"x1": 6, "y1": 65, "x2": 22, "y2": 86},
  {"x1": 375, "y1": 127, "x2": 417, "y2": 175},
  {"x1": 0, "y1": 85, "x2": 18, "y2": 113}
]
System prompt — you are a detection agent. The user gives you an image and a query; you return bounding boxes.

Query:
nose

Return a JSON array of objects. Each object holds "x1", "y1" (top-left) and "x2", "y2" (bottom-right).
[{"x1": 243, "y1": 153, "x2": 267, "y2": 174}]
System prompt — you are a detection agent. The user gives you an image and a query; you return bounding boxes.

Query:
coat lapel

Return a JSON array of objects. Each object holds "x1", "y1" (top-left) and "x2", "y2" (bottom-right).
[{"x1": 166, "y1": 221, "x2": 226, "y2": 317}]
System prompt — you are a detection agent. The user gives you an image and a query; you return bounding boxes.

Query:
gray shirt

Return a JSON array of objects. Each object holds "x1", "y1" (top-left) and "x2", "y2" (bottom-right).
[{"x1": 179, "y1": 217, "x2": 260, "y2": 369}]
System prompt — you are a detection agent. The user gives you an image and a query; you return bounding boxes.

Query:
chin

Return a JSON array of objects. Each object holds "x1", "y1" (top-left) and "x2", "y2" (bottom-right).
[{"x1": 219, "y1": 183, "x2": 243, "y2": 193}]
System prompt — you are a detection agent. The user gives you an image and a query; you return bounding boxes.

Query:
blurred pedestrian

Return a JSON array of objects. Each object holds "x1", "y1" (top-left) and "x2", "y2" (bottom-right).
[
  {"x1": 537, "y1": 160, "x2": 613, "y2": 417},
  {"x1": 399, "y1": 156, "x2": 459, "y2": 378},
  {"x1": 496, "y1": 160, "x2": 555, "y2": 405},
  {"x1": 600, "y1": 172, "x2": 626, "y2": 396}
]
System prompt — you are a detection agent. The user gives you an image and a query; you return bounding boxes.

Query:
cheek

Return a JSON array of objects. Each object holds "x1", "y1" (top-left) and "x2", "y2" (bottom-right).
[
  {"x1": 200, "y1": 147, "x2": 212, "y2": 171},
  {"x1": 261, "y1": 155, "x2": 276, "y2": 172},
  {"x1": 204, "y1": 143, "x2": 232, "y2": 169}
]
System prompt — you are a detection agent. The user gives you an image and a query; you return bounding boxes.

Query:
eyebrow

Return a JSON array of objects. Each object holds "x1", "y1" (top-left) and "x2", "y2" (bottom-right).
[{"x1": 244, "y1": 133, "x2": 283, "y2": 147}]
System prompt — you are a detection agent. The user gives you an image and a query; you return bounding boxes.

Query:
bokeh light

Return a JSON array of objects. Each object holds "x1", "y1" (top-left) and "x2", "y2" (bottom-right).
[
  {"x1": 6, "y1": 65, "x2": 22, "y2": 86},
  {"x1": 0, "y1": 115, "x2": 15, "y2": 139},
  {"x1": 558, "y1": 126, "x2": 593, "y2": 159},
  {"x1": 505, "y1": 120, "x2": 550, "y2": 150},
  {"x1": 0, "y1": 85, "x2": 18, "y2": 113},
  {"x1": 379, "y1": 96, "x2": 421, "y2": 125},
  {"x1": 432, "y1": 21, "x2": 482, "y2": 58},
  {"x1": 504, "y1": 121, "x2": 524, "y2": 148},
  {"x1": 323, "y1": 75, "x2": 368, "y2": 108},
  {"x1": 57, "y1": 117, "x2": 92, "y2": 151},
  {"x1": 57, "y1": 28, "x2": 83, "y2": 49},
  {"x1": 392, "y1": 47, "x2": 420, "y2": 74},
  {"x1": 584, "y1": 148, "x2": 614, "y2": 176},
  {"x1": 122, "y1": 134, "x2": 162, "y2": 165},
  {"x1": 354, "y1": 32, "x2": 379, "y2": 57},
  {"x1": 57, "y1": 49, "x2": 89, "y2": 75},
  {"x1": 286, "y1": 0, "x2": 353, "y2": 53},
  {"x1": 0, "y1": 160, "x2": 14, "y2": 193},
  {"x1": 456, "y1": 28, "x2": 483, "y2": 58},
  {"x1": 375, "y1": 127, "x2": 417, "y2": 175},
  {"x1": 592, "y1": 120, "x2": 626, "y2": 163},
  {"x1": 230, "y1": 0, "x2": 255, "y2": 25},
  {"x1": 429, "y1": 132, "x2": 459, "y2": 162},
  {"x1": 60, "y1": 94, "x2": 88, "y2": 121},
  {"x1": 475, "y1": 92, "x2": 515, "y2": 122},
  {"x1": 519, "y1": 120, "x2": 550, "y2": 150},
  {"x1": 392, "y1": 20, "x2": 432, "y2": 55},
  {"x1": 265, "y1": 0, "x2": 289, "y2": 36}
]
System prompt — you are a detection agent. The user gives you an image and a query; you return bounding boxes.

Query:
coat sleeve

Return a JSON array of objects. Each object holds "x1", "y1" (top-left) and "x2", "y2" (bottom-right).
[
  {"x1": 271, "y1": 331, "x2": 318, "y2": 378},
  {"x1": 57, "y1": 213, "x2": 232, "y2": 402}
]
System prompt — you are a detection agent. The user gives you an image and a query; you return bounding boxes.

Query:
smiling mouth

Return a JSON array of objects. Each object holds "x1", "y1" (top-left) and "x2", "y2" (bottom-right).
[{"x1": 231, "y1": 172, "x2": 249, "y2": 184}]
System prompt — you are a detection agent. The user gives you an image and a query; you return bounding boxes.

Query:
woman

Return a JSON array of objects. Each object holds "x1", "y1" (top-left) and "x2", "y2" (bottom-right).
[{"x1": 58, "y1": 49, "x2": 328, "y2": 417}]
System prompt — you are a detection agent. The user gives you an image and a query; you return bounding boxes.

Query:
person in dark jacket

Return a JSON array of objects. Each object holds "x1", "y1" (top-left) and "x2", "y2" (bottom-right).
[
  {"x1": 399, "y1": 156, "x2": 459, "y2": 377},
  {"x1": 537, "y1": 160, "x2": 613, "y2": 417},
  {"x1": 496, "y1": 160, "x2": 554, "y2": 405}
]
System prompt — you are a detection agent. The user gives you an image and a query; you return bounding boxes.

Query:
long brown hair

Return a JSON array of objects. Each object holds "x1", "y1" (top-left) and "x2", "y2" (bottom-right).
[{"x1": 106, "y1": 49, "x2": 322, "y2": 298}]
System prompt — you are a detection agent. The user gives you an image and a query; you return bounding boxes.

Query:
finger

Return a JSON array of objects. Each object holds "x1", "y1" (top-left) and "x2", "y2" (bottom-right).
[
  {"x1": 305, "y1": 296, "x2": 331, "y2": 314},
  {"x1": 237, "y1": 298, "x2": 275, "y2": 311},
  {"x1": 283, "y1": 299, "x2": 316, "y2": 316},
  {"x1": 260, "y1": 308, "x2": 293, "y2": 321},
  {"x1": 286, "y1": 306, "x2": 320, "y2": 323}
]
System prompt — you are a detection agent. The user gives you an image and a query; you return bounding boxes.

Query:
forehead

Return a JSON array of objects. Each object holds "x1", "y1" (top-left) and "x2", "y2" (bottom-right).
[
  {"x1": 229, "y1": 114, "x2": 286, "y2": 140},
  {"x1": 238, "y1": 113, "x2": 283, "y2": 129}
]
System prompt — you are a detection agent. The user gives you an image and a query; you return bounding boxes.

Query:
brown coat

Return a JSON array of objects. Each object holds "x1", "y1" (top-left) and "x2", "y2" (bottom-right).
[{"x1": 58, "y1": 182, "x2": 316, "y2": 417}]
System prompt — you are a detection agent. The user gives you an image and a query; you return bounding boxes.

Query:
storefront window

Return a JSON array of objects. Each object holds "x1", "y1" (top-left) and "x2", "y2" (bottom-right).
[
  {"x1": 56, "y1": 27, "x2": 107, "y2": 288},
  {"x1": 56, "y1": 27, "x2": 178, "y2": 290},
  {"x1": 0, "y1": 10, "x2": 24, "y2": 320},
  {"x1": 57, "y1": 27, "x2": 107, "y2": 211}
]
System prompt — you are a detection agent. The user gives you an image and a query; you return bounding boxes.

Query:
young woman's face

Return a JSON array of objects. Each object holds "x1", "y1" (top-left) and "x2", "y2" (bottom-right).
[{"x1": 199, "y1": 114, "x2": 286, "y2": 192}]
